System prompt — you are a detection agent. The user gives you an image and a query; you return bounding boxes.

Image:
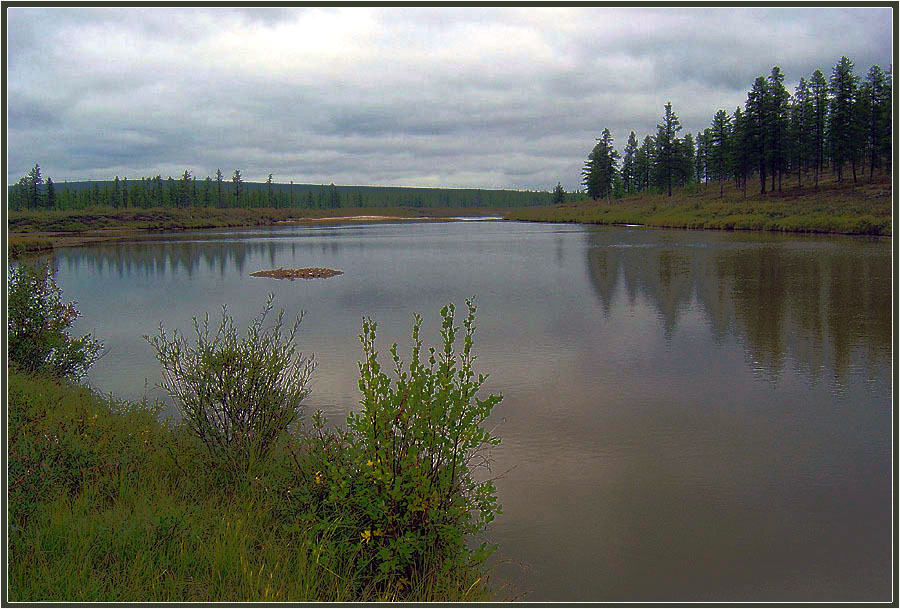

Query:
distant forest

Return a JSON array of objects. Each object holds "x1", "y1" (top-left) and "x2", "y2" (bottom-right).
[
  {"x1": 8, "y1": 168, "x2": 556, "y2": 212},
  {"x1": 582, "y1": 56, "x2": 891, "y2": 201}
]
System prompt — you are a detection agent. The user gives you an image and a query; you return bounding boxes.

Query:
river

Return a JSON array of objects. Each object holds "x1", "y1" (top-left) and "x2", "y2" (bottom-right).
[{"x1": 50, "y1": 219, "x2": 892, "y2": 601}]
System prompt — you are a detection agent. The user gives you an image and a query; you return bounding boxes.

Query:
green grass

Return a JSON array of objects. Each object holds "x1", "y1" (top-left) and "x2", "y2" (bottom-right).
[
  {"x1": 7, "y1": 369, "x2": 495, "y2": 602},
  {"x1": 507, "y1": 172, "x2": 892, "y2": 236},
  {"x1": 8, "y1": 236, "x2": 54, "y2": 258}
]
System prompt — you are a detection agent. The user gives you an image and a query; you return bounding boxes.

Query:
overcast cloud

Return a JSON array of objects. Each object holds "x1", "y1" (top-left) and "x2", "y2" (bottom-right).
[{"x1": 6, "y1": 6, "x2": 893, "y2": 191}]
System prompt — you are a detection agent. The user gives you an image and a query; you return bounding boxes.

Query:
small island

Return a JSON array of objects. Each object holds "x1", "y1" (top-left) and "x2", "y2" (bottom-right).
[{"x1": 250, "y1": 267, "x2": 343, "y2": 280}]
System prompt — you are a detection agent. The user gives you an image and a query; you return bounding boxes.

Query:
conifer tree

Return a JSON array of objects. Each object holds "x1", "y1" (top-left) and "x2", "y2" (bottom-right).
[
  {"x1": 582, "y1": 128, "x2": 619, "y2": 202},
  {"x1": 232, "y1": 169, "x2": 243, "y2": 206},
  {"x1": 215, "y1": 169, "x2": 224, "y2": 208},
  {"x1": 828, "y1": 56, "x2": 859, "y2": 183},
  {"x1": 654, "y1": 102, "x2": 682, "y2": 196},
  {"x1": 552, "y1": 182, "x2": 566, "y2": 204},
  {"x1": 767, "y1": 66, "x2": 790, "y2": 191},
  {"x1": 621, "y1": 131, "x2": 639, "y2": 194},
  {"x1": 709, "y1": 109, "x2": 732, "y2": 197},
  {"x1": 809, "y1": 69, "x2": 829, "y2": 187},
  {"x1": 46, "y1": 176, "x2": 56, "y2": 209}
]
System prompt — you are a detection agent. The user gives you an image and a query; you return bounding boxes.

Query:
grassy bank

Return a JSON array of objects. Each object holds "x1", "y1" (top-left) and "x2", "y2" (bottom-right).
[
  {"x1": 7, "y1": 205, "x2": 506, "y2": 235},
  {"x1": 506, "y1": 173, "x2": 892, "y2": 235},
  {"x1": 9, "y1": 236, "x2": 54, "y2": 258},
  {"x1": 7, "y1": 369, "x2": 495, "y2": 602}
]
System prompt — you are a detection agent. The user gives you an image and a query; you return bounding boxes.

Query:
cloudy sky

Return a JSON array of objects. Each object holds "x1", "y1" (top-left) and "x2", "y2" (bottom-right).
[{"x1": 6, "y1": 6, "x2": 893, "y2": 191}]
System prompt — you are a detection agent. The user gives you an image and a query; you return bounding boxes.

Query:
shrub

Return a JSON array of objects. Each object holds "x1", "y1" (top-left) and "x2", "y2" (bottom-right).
[
  {"x1": 146, "y1": 295, "x2": 314, "y2": 476},
  {"x1": 339, "y1": 299, "x2": 503, "y2": 585},
  {"x1": 7, "y1": 262, "x2": 102, "y2": 379}
]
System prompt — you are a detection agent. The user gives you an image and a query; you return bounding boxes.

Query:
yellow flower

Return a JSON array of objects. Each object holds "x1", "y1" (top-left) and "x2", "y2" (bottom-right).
[
  {"x1": 360, "y1": 529, "x2": 372, "y2": 544},
  {"x1": 366, "y1": 459, "x2": 374, "y2": 467},
  {"x1": 314, "y1": 471, "x2": 323, "y2": 484}
]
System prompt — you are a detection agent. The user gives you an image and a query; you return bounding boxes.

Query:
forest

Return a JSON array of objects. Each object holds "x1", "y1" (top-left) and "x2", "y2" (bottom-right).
[
  {"x1": 581, "y1": 56, "x2": 891, "y2": 202},
  {"x1": 7, "y1": 170, "x2": 553, "y2": 212}
]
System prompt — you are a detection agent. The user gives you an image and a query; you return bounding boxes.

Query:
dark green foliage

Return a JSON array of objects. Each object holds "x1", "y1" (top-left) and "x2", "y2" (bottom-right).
[
  {"x1": 583, "y1": 128, "x2": 619, "y2": 201},
  {"x1": 621, "y1": 131, "x2": 639, "y2": 194},
  {"x1": 7, "y1": 263, "x2": 102, "y2": 380},
  {"x1": 552, "y1": 182, "x2": 566, "y2": 204},
  {"x1": 654, "y1": 102, "x2": 682, "y2": 196},
  {"x1": 828, "y1": 56, "x2": 859, "y2": 183},
  {"x1": 297, "y1": 300, "x2": 502, "y2": 588},
  {"x1": 146, "y1": 295, "x2": 314, "y2": 477}
]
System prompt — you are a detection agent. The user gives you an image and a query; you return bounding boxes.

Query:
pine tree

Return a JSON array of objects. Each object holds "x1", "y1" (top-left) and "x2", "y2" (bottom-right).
[
  {"x1": 809, "y1": 69, "x2": 828, "y2": 187},
  {"x1": 637, "y1": 135, "x2": 654, "y2": 193},
  {"x1": 46, "y1": 177, "x2": 56, "y2": 209},
  {"x1": 862, "y1": 65, "x2": 889, "y2": 180},
  {"x1": 582, "y1": 129, "x2": 620, "y2": 202},
  {"x1": 745, "y1": 76, "x2": 769, "y2": 195},
  {"x1": 552, "y1": 182, "x2": 566, "y2": 204},
  {"x1": 767, "y1": 66, "x2": 790, "y2": 191},
  {"x1": 26, "y1": 164, "x2": 43, "y2": 209},
  {"x1": 654, "y1": 102, "x2": 682, "y2": 196},
  {"x1": 215, "y1": 169, "x2": 224, "y2": 208},
  {"x1": 828, "y1": 56, "x2": 859, "y2": 183},
  {"x1": 266, "y1": 173, "x2": 275, "y2": 207},
  {"x1": 709, "y1": 109, "x2": 732, "y2": 197},
  {"x1": 621, "y1": 131, "x2": 639, "y2": 194},
  {"x1": 232, "y1": 169, "x2": 243, "y2": 206}
]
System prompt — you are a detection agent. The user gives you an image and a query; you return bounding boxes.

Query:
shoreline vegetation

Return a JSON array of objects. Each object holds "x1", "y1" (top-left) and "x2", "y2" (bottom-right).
[
  {"x1": 508, "y1": 172, "x2": 891, "y2": 236},
  {"x1": 8, "y1": 264, "x2": 502, "y2": 602}
]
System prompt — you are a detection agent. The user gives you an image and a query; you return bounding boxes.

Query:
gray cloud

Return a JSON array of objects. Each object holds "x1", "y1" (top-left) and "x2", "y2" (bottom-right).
[{"x1": 6, "y1": 7, "x2": 893, "y2": 191}]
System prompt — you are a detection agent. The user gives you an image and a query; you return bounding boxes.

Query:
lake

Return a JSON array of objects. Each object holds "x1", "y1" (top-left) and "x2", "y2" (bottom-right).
[{"x1": 50, "y1": 219, "x2": 891, "y2": 602}]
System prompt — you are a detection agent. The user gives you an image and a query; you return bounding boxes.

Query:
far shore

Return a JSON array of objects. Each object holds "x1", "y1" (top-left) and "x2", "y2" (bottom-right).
[{"x1": 7, "y1": 210, "x2": 507, "y2": 256}]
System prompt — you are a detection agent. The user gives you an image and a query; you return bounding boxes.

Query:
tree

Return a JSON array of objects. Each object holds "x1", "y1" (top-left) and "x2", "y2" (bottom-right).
[
  {"x1": 790, "y1": 77, "x2": 814, "y2": 188},
  {"x1": 266, "y1": 173, "x2": 275, "y2": 207},
  {"x1": 620, "y1": 131, "x2": 639, "y2": 194},
  {"x1": 709, "y1": 109, "x2": 732, "y2": 197},
  {"x1": 112, "y1": 176, "x2": 122, "y2": 209},
  {"x1": 861, "y1": 65, "x2": 889, "y2": 180},
  {"x1": 767, "y1": 66, "x2": 790, "y2": 191},
  {"x1": 215, "y1": 169, "x2": 224, "y2": 208},
  {"x1": 232, "y1": 169, "x2": 243, "y2": 206},
  {"x1": 180, "y1": 170, "x2": 193, "y2": 207},
  {"x1": 26, "y1": 163, "x2": 43, "y2": 209},
  {"x1": 745, "y1": 76, "x2": 768, "y2": 195},
  {"x1": 552, "y1": 182, "x2": 566, "y2": 204},
  {"x1": 636, "y1": 135, "x2": 654, "y2": 193},
  {"x1": 809, "y1": 69, "x2": 829, "y2": 187},
  {"x1": 828, "y1": 56, "x2": 859, "y2": 183},
  {"x1": 46, "y1": 177, "x2": 56, "y2": 209},
  {"x1": 582, "y1": 128, "x2": 619, "y2": 202},
  {"x1": 654, "y1": 102, "x2": 682, "y2": 196}
]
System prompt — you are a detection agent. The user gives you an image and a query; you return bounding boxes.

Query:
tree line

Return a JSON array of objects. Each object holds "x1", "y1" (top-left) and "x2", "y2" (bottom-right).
[
  {"x1": 8, "y1": 166, "x2": 553, "y2": 212},
  {"x1": 582, "y1": 56, "x2": 891, "y2": 201}
]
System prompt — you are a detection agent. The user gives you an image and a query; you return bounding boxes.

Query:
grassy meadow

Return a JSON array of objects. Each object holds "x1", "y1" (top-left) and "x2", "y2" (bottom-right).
[{"x1": 507, "y1": 172, "x2": 892, "y2": 235}]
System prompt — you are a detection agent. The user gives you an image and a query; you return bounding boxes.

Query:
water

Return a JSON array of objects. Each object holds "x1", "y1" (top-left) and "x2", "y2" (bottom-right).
[{"x1": 49, "y1": 220, "x2": 891, "y2": 601}]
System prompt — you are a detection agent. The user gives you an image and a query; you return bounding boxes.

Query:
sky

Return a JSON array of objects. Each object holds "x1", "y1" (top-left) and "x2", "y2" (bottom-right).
[{"x1": 6, "y1": 6, "x2": 894, "y2": 192}]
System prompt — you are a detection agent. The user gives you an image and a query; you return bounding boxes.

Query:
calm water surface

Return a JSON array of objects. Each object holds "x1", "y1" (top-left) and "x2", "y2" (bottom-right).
[{"x1": 51, "y1": 220, "x2": 892, "y2": 602}]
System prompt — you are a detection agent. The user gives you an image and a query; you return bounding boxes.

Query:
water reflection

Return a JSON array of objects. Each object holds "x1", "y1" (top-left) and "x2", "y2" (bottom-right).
[
  {"x1": 585, "y1": 229, "x2": 890, "y2": 385},
  {"x1": 60, "y1": 236, "x2": 346, "y2": 280}
]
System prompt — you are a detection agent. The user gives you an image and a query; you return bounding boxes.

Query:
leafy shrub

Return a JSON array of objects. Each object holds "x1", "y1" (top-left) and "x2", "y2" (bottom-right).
[
  {"x1": 7, "y1": 262, "x2": 102, "y2": 379},
  {"x1": 308, "y1": 299, "x2": 503, "y2": 587},
  {"x1": 147, "y1": 295, "x2": 314, "y2": 476}
]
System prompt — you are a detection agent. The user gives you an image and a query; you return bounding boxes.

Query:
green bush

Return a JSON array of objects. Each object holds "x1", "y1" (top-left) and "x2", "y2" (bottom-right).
[
  {"x1": 7, "y1": 262, "x2": 102, "y2": 379},
  {"x1": 146, "y1": 295, "x2": 314, "y2": 477},
  {"x1": 300, "y1": 300, "x2": 502, "y2": 588}
]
